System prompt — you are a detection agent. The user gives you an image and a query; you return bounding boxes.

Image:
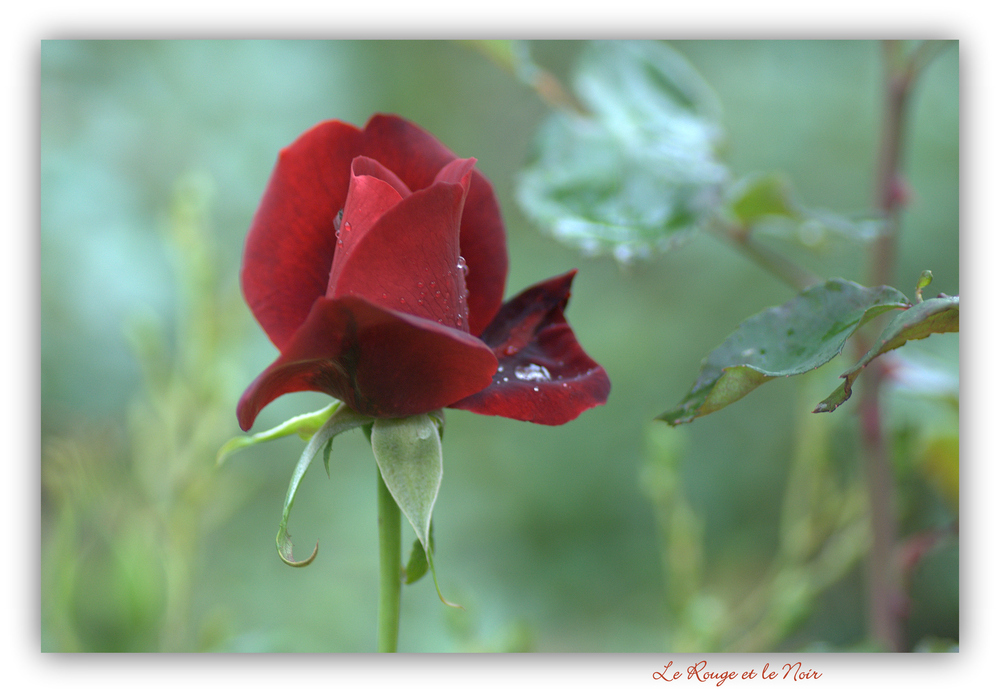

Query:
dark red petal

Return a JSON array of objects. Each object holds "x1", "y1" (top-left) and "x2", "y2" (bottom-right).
[
  {"x1": 331, "y1": 164, "x2": 474, "y2": 331},
  {"x1": 237, "y1": 295, "x2": 498, "y2": 430},
  {"x1": 450, "y1": 271, "x2": 611, "y2": 425},
  {"x1": 326, "y1": 157, "x2": 410, "y2": 296},
  {"x1": 241, "y1": 120, "x2": 365, "y2": 350},
  {"x1": 361, "y1": 114, "x2": 507, "y2": 336}
]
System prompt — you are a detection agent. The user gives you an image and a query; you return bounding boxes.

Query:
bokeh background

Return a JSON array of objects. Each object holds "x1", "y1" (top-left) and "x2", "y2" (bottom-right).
[{"x1": 40, "y1": 40, "x2": 958, "y2": 652}]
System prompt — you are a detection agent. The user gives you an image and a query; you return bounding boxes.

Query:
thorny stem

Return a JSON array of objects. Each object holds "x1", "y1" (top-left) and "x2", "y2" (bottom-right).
[
  {"x1": 377, "y1": 467, "x2": 402, "y2": 652},
  {"x1": 859, "y1": 40, "x2": 945, "y2": 651}
]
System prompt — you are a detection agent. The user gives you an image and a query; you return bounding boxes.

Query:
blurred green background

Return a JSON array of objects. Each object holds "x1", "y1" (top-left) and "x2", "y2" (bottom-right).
[{"x1": 40, "y1": 40, "x2": 958, "y2": 652}]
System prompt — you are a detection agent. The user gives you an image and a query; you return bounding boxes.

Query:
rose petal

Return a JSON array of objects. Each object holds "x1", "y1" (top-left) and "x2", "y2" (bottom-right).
[
  {"x1": 450, "y1": 271, "x2": 611, "y2": 425},
  {"x1": 362, "y1": 114, "x2": 507, "y2": 336},
  {"x1": 241, "y1": 120, "x2": 365, "y2": 350},
  {"x1": 237, "y1": 295, "x2": 498, "y2": 430},
  {"x1": 326, "y1": 156, "x2": 410, "y2": 296},
  {"x1": 331, "y1": 164, "x2": 474, "y2": 330}
]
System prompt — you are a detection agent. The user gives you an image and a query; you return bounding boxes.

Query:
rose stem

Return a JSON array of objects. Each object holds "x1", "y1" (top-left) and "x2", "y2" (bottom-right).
[
  {"x1": 376, "y1": 466, "x2": 402, "y2": 652},
  {"x1": 859, "y1": 39, "x2": 945, "y2": 651}
]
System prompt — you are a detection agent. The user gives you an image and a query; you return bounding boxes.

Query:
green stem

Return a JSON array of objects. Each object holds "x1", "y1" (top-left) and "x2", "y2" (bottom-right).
[{"x1": 377, "y1": 467, "x2": 402, "y2": 652}]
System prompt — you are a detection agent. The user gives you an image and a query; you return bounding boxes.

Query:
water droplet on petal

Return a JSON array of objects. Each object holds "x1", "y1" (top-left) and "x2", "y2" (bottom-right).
[
  {"x1": 533, "y1": 387, "x2": 539, "y2": 392},
  {"x1": 343, "y1": 222, "x2": 352, "y2": 233},
  {"x1": 457, "y1": 256, "x2": 469, "y2": 277},
  {"x1": 515, "y1": 364, "x2": 552, "y2": 382}
]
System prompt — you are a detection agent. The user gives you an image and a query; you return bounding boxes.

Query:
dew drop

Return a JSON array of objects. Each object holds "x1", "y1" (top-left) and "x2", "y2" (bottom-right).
[
  {"x1": 533, "y1": 387, "x2": 539, "y2": 392},
  {"x1": 457, "y1": 256, "x2": 469, "y2": 277},
  {"x1": 343, "y1": 222, "x2": 352, "y2": 233},
  {"x1": 497, "y1": 365, "x2": 504, "y2": 373},
  {"x1": 502, "y1": 377, "x2": 509, "y2": 382},
  {"x1": 417, "y1": 281, "x2": 424, "y2": 288},
  {"x1": 515, "y1": 364, "x2": 552, "y2": 382}
]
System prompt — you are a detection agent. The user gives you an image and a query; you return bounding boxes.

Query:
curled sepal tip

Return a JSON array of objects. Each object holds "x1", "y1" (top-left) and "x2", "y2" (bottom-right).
[
  {"x1": 276, "y1": 403, "x2": 374, "y2": 567},
  {"x1": 426, "y1": 544, "x2": 463, "y2": 610},
  {"x1": 277, "y1": 536, "x2": 319, "y2": 568}
]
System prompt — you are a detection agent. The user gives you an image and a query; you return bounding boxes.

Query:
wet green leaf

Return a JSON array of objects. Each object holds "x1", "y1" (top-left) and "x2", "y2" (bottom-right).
[
  {"x1": 815, "y1": 295, "x2": 958, "y2": 413},
  {"x1": 660, "y1": 279, "x2": 910, "y2": 425},
  {"x1": 276, "y1": 404, "x2": 373, "y2": 567},
  {"x1": 517, "y1": 40, "x2": 728, "y2": 262},
  {"x1": 216, "y1": 402, "x2": 338, "y2": 466},
  {"x1": 371, "y1": 413, "x2": 443, "y2": 553}
]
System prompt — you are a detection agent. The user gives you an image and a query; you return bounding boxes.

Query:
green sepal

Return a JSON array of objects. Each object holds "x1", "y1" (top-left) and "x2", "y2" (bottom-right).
[
  {"x1": 815, "y1": 294, "x2": 959, "y2": 413},
  {"x1": 371, "y1": 410, "x2": 461, "y2": 608},
  {"x1": 370, "y1": 412, "x2": 442, "y2": 553},
  {"x1": 216, "y1": 402, "x2": 339, "y2": 466},
  {"x1": 276, "y1": 404, "x2": 373, "y2": 567},
  {"x1": 403, "y1": 522, "x2": 433, "y2": 585}
]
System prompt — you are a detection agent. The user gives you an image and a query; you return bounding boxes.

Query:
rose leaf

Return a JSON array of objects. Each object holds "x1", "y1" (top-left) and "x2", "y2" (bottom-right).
[
  {"x1": 659, "y1": 279, "x2": 910, "y2": 425},
  {"x1": 815, "y1": 295, "x2": 959, "y2": 413},
  {"x1": 517, "y1": 40, "x2": 729, "y2": 263}
]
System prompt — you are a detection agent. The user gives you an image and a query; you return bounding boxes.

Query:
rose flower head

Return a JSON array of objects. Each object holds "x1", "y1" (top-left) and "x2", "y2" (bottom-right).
[{"x1": 237, "y1": 114, "x2": 610, "y2": 430}]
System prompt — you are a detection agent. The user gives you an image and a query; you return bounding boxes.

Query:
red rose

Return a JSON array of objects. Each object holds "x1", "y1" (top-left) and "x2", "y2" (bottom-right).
[{"x1": 237, "y1": 114, "x2": 609, "y2": 430}]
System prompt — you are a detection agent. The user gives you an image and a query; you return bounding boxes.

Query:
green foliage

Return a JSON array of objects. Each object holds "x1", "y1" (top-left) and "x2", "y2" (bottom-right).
[
  {"x1": 275, "y1": 405, "x2": 373, "y2": 567},
  {"x1": 660, "y1": 279, "x2": 910, "y2": 425},
  {"x1": 816, "y1": 294, "x2": 959, "y2": 413},
  {"x1": 517, "y1": 40, "x2": 728, "y2": 262}
]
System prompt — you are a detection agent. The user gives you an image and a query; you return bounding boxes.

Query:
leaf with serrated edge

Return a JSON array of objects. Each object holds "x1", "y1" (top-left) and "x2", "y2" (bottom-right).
[
  {"x1": 276, "y1": 404, "x2": 373, "y2": 567},
  {"x1": 660, "y1": 279, "x2": 910, "y2": 425},
  {"x1": 217, "y1": 402, "x2": 339, "y2": 466},
  {"x1": 371, "y1": 413, "x2": 442, "y2": 553},
  {"x1": 815, "y1": 296, "x2": 958, "y2": 413}
]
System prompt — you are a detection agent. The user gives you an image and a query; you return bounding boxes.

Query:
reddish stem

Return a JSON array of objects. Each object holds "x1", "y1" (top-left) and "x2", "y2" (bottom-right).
[{"x1": 859, "y1": 40, "x2": 930, "y2": 651}]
